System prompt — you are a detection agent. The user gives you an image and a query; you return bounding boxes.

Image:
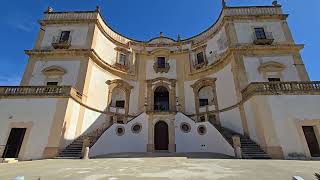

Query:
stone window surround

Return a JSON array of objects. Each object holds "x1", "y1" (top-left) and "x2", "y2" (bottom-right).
[
  {"x1": 115, "y1": 125, "x2": 125, "y2": 136},
  {"x1": 106, "y1": 79, "x2": 133, "y2": 117},
  {"x1": 197, "y1": 125, "x2": 207, "y2": 135},
  {"x1": 131, "y1": 123, "x2": 142, "y2": 134},
  {"x1": 191, "y1": 44, "x2": 208, "y2": 70},
  {"x1": 258, "y1": 61, "x2": 285, "y2": 82},
  {"x1": 191, "y1": 78, "x2": 220, "y2": 123},
  {"x1": 153, "y1": 55, "x2": 170, "y2": 73},
  {"x1": 295, "y1": 119, "x2": 320, "y2": 159},
  {"x1": 42, "y1": 66, "x2": 67, "y2": 86},
  {"x1": 114, "y1": 47, "x2": 131, "y2": 70},
  {"x1": 180, "y1": 122, "x2": 191, "y2": 133},
  {"x1": 146, "y1": 77, "x2": 177, "y2": 113}
]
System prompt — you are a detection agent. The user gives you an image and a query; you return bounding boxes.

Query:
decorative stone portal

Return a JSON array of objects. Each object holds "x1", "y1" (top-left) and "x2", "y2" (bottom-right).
[
  {"x1": 154, "y1": 86, "x2": 169, "y2": 112},
  {"x1": 146, "y1": 77, "x2": 176, "y2": 113},
  {"x1": 154, "y1": 121, "x2": 169, "y2": 151}
]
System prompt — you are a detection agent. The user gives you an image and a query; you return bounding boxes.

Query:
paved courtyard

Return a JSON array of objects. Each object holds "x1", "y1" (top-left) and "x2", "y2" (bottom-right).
[{"x1": 0, "y1": 154, "x2": 320, "y2": 180}]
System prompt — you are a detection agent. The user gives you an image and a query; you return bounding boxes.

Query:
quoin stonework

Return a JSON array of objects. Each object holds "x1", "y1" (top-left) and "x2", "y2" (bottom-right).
[{"x1": 1, "y1": 1, "x2": 320, "y2": 161}]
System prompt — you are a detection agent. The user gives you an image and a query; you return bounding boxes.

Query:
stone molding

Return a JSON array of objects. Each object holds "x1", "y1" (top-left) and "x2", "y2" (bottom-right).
[
  {"x1": 146, "y1": 78, "x2": 177, "y2": 113},
  {"x1": 42, "y1": 65, "x2": 67, "y2": 76},
  {"x1": 106, "y1": 79, "x2": 133, "y2": 117},
  {"x1": 191, "y1": 78, "x2": 220, "y2": 122}
]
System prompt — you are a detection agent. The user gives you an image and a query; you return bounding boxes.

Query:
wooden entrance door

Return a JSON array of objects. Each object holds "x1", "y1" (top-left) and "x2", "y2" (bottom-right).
[
  {"x1": 303, "y1": 126, "x2": 320, "y2": 157},
  {"x1": 154, "y1": 121, "x2": 169, "y2": 151},
  {"x1": 2, "y1": 128, "x2": 26, "y2": 158}
]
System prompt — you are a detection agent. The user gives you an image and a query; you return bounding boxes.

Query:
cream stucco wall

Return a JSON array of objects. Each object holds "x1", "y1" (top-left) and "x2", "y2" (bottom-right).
[
  {"x1": 40, "y1": 24, "x2": 89, "y2": 49},
  {"x1": 175, "y1": 113, "x2": 235, "y2": 156},
  {"x1": 28, "y1": 60, "x2": 81, "y2": 86},
  {"x1": 93, "y1": 28, "x2": 117, "y2": 65},
  {"x1": 63, "y1": 99, "x2": 81, "y2": 147},
  {"x1": 244, "y1": 95, "x2": 320, "y2": 158},
  {"x1": 90, "y1": 113, "x2": 148, "y2": 157},
  {"x1": 0, "y1": 98, "x2": 59, "y2": 160},
  {"x1": 244, "y1": 55, "x2": 300, "y2": 83},
  {"x1": 146, "y1": 58, "x2": 177, "y2": 80},
  {"x1": 234, "y1": 21, "x2": 286, "y2": 44},
  {"x1": 268, "y1": 95, "x2": 320, "y2": 158}
]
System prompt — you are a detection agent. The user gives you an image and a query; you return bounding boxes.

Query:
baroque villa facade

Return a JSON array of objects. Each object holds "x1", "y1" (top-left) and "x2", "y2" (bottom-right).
[{"x1": 1, "y1": 1, "x2": 320, "y2": 161}]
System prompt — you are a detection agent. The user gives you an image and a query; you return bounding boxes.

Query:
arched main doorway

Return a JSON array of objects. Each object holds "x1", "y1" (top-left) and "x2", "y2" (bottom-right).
[
  {"x1": 154, "y1": 121, "x2": 169, "y2": 151},
  {"x1": 154, "y1": 86, "x2": 169, "y2": 112}
]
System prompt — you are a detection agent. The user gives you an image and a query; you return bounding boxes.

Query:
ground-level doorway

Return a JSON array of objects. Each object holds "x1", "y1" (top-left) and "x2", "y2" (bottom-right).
[
  {"x1": 302, "y1": 126, "x2": 320, "y2": 157},
  {"x1": 154, "y1": 121, "x2": 169, "y2": 151},
  {"x1": 2, "y1": 128, "x2": 26, "y2": 158}
]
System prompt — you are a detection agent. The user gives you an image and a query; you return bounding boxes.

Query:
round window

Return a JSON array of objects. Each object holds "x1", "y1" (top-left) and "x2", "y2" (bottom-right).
[
  {"x1": 116, "y1": 126, "x2": 125, "y2": 136},
  {"x1": 180, "y1": 123, "x2": 191, "y2": 133},
  {"x1": 197, "y1": 125, "x2": 207, "y2": 135},
  {"x1": 131, "y1": 123, "x2": 142, "y2": 134}
]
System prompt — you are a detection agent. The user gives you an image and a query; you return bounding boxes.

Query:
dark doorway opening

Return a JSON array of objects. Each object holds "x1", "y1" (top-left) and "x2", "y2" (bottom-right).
[
  {"x1": 303, "y1": 126, "x2": 320, "y2": 157},
  {"x1": 2, "y1": 128, "x2": 26, "y2": 158},
  {"x1": 154, "y1": 121, "x2": 169, "y2": 151},
  {"x1": 154, "y1": 86, "x2": 169, "y2": 112}
]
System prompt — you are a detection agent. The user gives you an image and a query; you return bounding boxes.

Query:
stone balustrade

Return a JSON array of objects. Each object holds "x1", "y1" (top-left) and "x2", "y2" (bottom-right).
[
  {"x1": 0, "y1": 86, "x2": 82, "y2": 100},
  {"x1": 242, "y1": 81, "x2": 320, "y2": 100},
  {"x1": 224, "y1": 6, "x2": 282, "y2": 16}
]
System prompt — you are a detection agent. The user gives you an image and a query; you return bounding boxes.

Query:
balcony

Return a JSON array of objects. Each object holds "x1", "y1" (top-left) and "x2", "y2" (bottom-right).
[
  {"x1": 51, "y1": 36, "x2": 72, "y2": 49},
  {"x1": 253, "y1": 32, "x2": 274, "y2": 45},
  {"x1": 242, "y1": 81, "x2": 320, "y2": 100},
  {"x1": 153, "y1": 62, "x2": 170, "y2": 73},
  {"x1": 0, "y1": 86, "x2": 82, "y2": 100}
]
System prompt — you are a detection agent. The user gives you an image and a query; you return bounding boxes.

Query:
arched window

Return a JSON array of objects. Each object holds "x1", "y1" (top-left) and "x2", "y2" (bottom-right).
[{"x1": 154, "y1": 86, "x2": 170, "y2": 112}]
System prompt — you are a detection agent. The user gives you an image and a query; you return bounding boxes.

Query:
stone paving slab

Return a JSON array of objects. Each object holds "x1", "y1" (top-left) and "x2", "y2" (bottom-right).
[{"x1": 0, "y1": 157, "x2": 319, "y2": 180}]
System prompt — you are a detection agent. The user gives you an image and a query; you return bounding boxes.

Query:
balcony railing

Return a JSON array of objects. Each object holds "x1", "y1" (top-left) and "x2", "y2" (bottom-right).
[
  {"x1": 253, "y1": 32, "x2": 274, "y2": 45},
  {"x1": 52, "y1": 36, "x2": 72, "y2": 49},
  {"x1": 0, "y1": 86, "x2": 82, "y2": 100},
  {"x1": 242, "y1": 81, "x2": 320, "y2": 100},
  {"x1": 153, "y1": 62, "x2": 170, "y2": 73}
]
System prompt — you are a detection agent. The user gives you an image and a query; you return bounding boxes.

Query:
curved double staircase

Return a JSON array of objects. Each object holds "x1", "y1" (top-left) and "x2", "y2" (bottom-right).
[{"x1": 57, "y1": 113, "x2": 270, "y2": 159}]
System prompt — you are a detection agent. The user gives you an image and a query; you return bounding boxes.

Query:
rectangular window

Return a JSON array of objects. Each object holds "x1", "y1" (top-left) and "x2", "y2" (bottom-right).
[
  {"x1": 196, "y1": 52, "x2": 205, "y2": 65},
  {"x1": 59, "y1": 31, "x2": 70, "y2": 43},
  {"x1": 46, "y1": 82, "x2": 58, "y2": 86},
  {"x1": 254, "y1": 28, "x2": 266, "y2": 40},
  {"x1": 199, "y1": 99, "x2": 209, "y2": 107},
  {"x1": 115, "y1": 100, "x2": 125, "y2": 108},
  {"x1": 157, "y1": 57, "x2": 166, "y2": 68},
  {"x1": 119, "y1": 53, "x2": 126, "y2": 65},
  {"x1": 268, "y1": 78, "x2": 281, "y2": 82}
]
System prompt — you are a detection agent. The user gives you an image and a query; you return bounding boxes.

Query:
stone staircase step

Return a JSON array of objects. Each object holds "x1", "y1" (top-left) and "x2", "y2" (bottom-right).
[{"x1": 56, "y1": 120, "x2": 115, "y2": 158}]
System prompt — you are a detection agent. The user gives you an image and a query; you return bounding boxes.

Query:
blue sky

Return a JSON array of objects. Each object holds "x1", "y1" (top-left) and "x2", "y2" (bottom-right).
[{"x1": 0, "y1": 0, "x2": 319, "y2": 85}]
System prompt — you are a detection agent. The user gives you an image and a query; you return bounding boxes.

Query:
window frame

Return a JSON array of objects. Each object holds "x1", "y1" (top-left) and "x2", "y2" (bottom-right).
[
  {"x1": 46, "y1": 82, "x2": 59, "y2": 86},
  {"x1": 115, "y1": 100, "x2": 125, "y2": 108},
  {"x1": 196, "y1": 52, "x2": 205, "y2": 65},
  {"x1": 118, "y1": 53, "x2": 127, "y2": 66},
  {"x1": 199, "y1": 98, "x2": 209, "y2": 107},
  {"x1": 254, "y1": 27, "x2": 267, "y2": 40},
  {"x1": 59, "y1": 31, "x2": 71, "y2": 43},
  {"x1": 157, "y1": 57, "x2": 166, "y2": 68}
]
